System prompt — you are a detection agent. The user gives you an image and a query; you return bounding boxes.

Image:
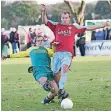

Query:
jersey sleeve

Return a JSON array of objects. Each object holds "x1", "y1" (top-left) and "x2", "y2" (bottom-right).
[
  {"x1": 46, "y1": 20, "x2": 56, "y2": 32},
  {"x1": 73, "y1": 24, "x2": 87, "y2": 34},
  {"x1": 75, "y1": 27, "x2": 87, "y2": 34},
  {"x1": 46, "y1": 48, "x2": 54, "y2": 57},
  {"x1": 10, "y1": 47, "x2": 33, "y2": 58}
]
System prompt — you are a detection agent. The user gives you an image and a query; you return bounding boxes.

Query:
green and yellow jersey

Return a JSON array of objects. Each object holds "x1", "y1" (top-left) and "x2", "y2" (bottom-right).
[{"x1": 9, "y1": 46, "x2": 54, "y2": 67}]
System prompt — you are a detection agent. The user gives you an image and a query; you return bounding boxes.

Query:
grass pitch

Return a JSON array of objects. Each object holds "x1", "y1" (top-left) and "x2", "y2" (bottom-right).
[{"x1": 1, "y1": 56, "x2": 111, "y2": 111}]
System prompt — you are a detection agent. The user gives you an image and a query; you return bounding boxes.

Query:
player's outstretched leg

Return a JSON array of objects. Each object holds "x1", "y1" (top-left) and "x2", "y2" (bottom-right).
[
  {"x1": 42, "y1": 80, "x2": 54, "y2": 92},
  {"x1": 41, "y1": 92, "x2": 55, "y2": 104},
  {"x1": 58, "y1": 89, "x2": 69, "y2": 101},
  {"x1": 41, "y1": 96, "x2": 55, "y2": 104}
]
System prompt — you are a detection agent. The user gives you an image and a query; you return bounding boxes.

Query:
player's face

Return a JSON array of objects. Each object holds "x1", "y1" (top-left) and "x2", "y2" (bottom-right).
[
  {"x1": 36, "y1": 37, "x2": 44, "y2": 47},
  {"x1": 61, "y1": 13, "x2": 70, "y2": 25}
]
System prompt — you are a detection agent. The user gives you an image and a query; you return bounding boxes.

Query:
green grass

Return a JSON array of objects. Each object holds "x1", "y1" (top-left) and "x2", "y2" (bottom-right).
[{"x1": 1, "y1": 56, "x2": 111, "y2": 111}]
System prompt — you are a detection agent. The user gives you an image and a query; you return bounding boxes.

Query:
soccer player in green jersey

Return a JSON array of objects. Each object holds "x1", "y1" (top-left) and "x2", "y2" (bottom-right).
[{"x1": 3, "y1": 36, "x2": 59, "y2": 104}]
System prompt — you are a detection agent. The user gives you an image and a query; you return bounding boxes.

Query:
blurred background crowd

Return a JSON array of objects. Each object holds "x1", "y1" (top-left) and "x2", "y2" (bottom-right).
[{"x1": 1, "y1": 0, "x2": 111, "y2": 57}]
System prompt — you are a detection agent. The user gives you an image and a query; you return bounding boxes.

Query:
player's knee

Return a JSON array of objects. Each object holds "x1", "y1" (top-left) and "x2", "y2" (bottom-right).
[
  {"x1": 62, "y1": 65, "x2": 69, "y2": 73},
  {"x1": 42, "y1": 83, "x2": 50, "y2": 92},
  {"x1": 39, "y1": 77, "x2": 47, "y2": 85}
]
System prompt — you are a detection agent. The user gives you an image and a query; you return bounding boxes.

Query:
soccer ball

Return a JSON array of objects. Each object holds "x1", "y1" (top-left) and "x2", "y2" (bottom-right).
[{"x1": 61, "y1": 98, "x2": 73, "y2": 109}]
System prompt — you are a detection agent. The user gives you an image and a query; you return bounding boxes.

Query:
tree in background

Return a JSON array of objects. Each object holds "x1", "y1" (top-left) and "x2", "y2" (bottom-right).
[
  {"x1": 64, "y1": 0, "x2": 111, "y2": 25},
  {"x1": 107, "y1": 0, "x2": 111, "y2": 18},
  {"x1": 107, "y1": 0, "x2": 111, "y2": 10},
  {"x1": 64, "y1": 0, "x2": 86, "y2": 25},
  {"x1": 94, "y1": 0, "x2": 111, "y2": 19},
  {"x1": 1, "y1": 0, "x2": 111, "y2": 29},
  {"x1": 1, "y1": 18, "x2": 9, "y2": 29},
  {"x1": 1, "y1": 1, "x2": 41, "y2": 29}
]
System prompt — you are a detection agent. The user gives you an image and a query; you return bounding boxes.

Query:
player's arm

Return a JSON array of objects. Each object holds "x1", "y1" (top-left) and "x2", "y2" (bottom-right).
[
  {"x1": 41, "y1": 4, "x2": 48, "y2": 24},
  {"x1": 7, "y1": 51, "x2": 29, "y2": 58},
  {"x1": 86, "y1": 22, "x2": 110, "y2": 31},
  {"x1": 3, "y1": 48, "x2": 32, "y2": 59},
  {"x1": 75, "y1": 27, "x2": 87, "y2": 34},
  {"x1": 41, "y1": 4, "x2": 56, "y2": 32},
  {"x1": 74, "y1": 23, "x2": 87, "y2": 34},
  {"x1": 74, "y1": 22, "x2": 110, "y2": 33},
  {"x1": 10, "y1": 51, "x2": 29, "y2": 58},
  {"x1": 46, "y1": 48, "x2": 54, "y2": 57}
]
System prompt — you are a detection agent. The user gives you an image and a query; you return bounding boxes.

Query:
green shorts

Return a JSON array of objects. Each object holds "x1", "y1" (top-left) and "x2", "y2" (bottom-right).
[{"x1": 33, "y1": 66, "x2": 54, "y2": 81}]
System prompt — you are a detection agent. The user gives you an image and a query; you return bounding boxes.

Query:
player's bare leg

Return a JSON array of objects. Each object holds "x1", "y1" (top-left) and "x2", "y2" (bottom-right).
[
  {"x1": 41, "y1": 80, "x2": 59, "y2": 104},
  {"x1": 55, "y1": 69, "x2": 69, "y2": 101}
]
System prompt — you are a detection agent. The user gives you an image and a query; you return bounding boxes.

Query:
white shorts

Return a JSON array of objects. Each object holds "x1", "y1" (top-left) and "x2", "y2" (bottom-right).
[{"x1": 52, "y1": 52, "x2": 72, "y2": 74}]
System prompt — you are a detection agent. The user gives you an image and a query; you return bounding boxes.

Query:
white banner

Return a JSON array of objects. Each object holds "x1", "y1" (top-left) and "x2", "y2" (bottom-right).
[{"x1": 76, "y1": 40, "x2": 111, "y2": 56}]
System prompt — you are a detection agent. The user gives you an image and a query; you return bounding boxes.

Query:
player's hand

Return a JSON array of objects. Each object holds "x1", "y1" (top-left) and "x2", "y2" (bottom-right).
[
  {"x1": 103, "y1": 22, "x2": 110, "y2": 27},
  {"x1": 52, "y1": 42, "x2": 60, "y2": 45},
  {"x1": 41, "y1": 4, "x2": 46, "y2": 12}
]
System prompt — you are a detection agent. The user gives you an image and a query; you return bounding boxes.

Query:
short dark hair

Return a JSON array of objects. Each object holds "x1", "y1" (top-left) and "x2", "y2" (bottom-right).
[
  {"x1": 62, "y1": 11, "x2": 71, "y2": 18},
  {"x1": 29, "y1": 28, "x2": 31, "y2": 31}
]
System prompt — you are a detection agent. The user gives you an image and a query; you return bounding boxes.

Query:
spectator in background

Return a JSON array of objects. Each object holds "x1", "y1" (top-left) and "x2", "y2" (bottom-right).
[
  {"x1": 91, "y1": 31, "x2": 96, "y2": 40},
  {"x1": 108, "y1": 29, "x2": 111, "y2": 40},
  {"x1": 91, "y1": 27, "x2": 111, "y2": 41},
  {"x1": 1, "y1": 31, "x2": 9, "y2": 57},
  {"x1": 32, "y1": 29, "x2": 36, "y2": 39},
  {"x1": 44, "y1": 34, "x2": 50, "y2": 48},
  {"x1": 14, "y1": 30, "x2": 20, "y2": 52},
  {"x1": 76, "y1": 33, "x2": 86, "y2": 56},
  {"x1": 94, "y1": 28, "x2": 105, "y2": 40},
  {"x1": 26, "y1": 28, "x2": 32, "y2": 49},
  {"x1": 9, "y1": 28, "x2": 17, "y2": 54},
  {"x1": 73, "y1": 42, "x2": 76, "y2": 56},
  {"x1": 104, "y1": 27, "x2": 111, "y2": 40},
  {"x1": 32, "y1": 28, "x2": 37, "y2": 46},
  {"x1": 1, "y1": 30, "x2": 5, "y2": 56},
  {"x1": 104, "y1": 27, "x2": 109, "y2": 40}
]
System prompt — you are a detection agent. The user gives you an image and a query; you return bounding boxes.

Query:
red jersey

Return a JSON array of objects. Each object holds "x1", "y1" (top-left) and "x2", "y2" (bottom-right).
[{"x1": 46, "y1": 21, "x2": 86, "y2": 55}]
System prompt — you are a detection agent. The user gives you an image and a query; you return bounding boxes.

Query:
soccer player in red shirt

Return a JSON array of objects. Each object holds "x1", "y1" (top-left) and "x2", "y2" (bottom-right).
[{"x1": 41, "y1": 4, "x2": 109, "y2": 101}]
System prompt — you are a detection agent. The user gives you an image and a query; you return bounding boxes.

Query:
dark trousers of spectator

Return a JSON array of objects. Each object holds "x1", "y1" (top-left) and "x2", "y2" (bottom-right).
[
  {"x1": 12, "y1": 42, "x2": 18, "y2": 54},
  {"x1": 27, "y1": 42, "x2": 31, "y2": 49},
  {"x1": 18, "y1": 42, "x2": 20, "y2": 51},
  {"x1": 79, "y1": 44, "x2": 85, "y2": 56},
  {"x1": 73, "y1": 46, "x2": 76, "y2": 56}
]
